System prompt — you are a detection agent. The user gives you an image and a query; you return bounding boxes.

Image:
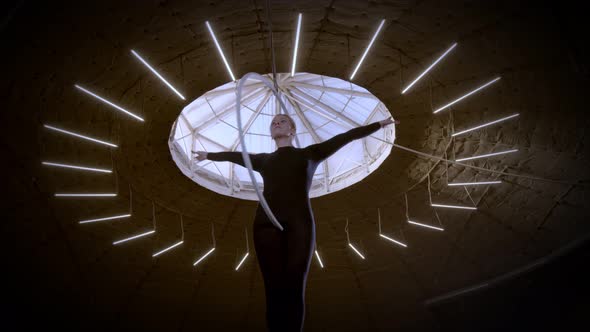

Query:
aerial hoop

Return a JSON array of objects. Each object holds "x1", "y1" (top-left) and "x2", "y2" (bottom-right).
[{"x1": 235, "y1": 72, "x2": 293, "y2": 231}]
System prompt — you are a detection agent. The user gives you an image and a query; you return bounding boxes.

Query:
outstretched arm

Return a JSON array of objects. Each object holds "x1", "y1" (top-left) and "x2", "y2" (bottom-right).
[
  {"x1": 193, "y1": 150, "x2": 266, "y2": 171},
  {"x1": 305, "y1": 118, "x2": 397, "y2": 162}
]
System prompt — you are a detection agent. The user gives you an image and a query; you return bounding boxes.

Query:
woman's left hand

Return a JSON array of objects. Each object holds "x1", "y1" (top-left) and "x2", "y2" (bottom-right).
[{"x1": 379, "y1": 117, "x2": 399, "y2": 127}]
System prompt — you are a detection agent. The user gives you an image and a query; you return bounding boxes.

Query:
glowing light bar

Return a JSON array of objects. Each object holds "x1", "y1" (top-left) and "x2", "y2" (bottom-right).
[
  {"x1": 205, "y1": 21, "x2": 236, "y2": 81},
  {"x1": 455, "y1": 149, "x2": 518, "y2": 162},
  {"x1": 131, "y1": 49, "x2": 186, "y2": 100},
  {"x1": 235, "y1": 252, "x2": 249, "y2": 271},
  {"x1": 349, "y1": 19, "x2": 386, "y2": 80},
  {"x1": 74, "y1": 85, "x2": 144, "y2": 122},
  {"x1": 402, "y1": 42, "x2": 457, "y2": 94},
  {"x1": 431, "y1": 203, "x2": 476, "y2": 210},
  {"x1": 43, "y1": 124, "x2": 118, "y2": 147},
  {"x1": 379, "y1": 234, "x2": 407, "y2": 247},
  {"x1": 290, "y1": 13, "x2": 303, "y2": 77},
  {"x1": 79, "y1": 213, "x2": 131, "y2": 224},
  {"x1": 42, "y1": 161, "x2": 112, "y2": 173},
  {"x1": 408, "y1": 220, "x2": 444, "y2": 231},
  {"x1": 113, "y1": 230, "x2": 155, "y2": 245},
  {"x1": 314, "y1": 250, "x2": 324, "y2": 268},
  {"x1": 193, "y1": 247, "x2": 216, "y2": 266},
  {"x1": 452, "y1": 113, "x2": 520, "y2": 137},
  {"x1": 153, "y1": 240, "x2": 184, "y2": 257},
  {"x1": 348, "y1": 243, "x2": 365, "y2": 259},
  {"x1": 55, "y1": 193, "x2": 117, "y2": 197},
  {"x1": 433, "y1": 77, "x2": 501, "y2": 114},
  {"x1": 448, "y1": 181, "x2": 502, "y2": 186}
]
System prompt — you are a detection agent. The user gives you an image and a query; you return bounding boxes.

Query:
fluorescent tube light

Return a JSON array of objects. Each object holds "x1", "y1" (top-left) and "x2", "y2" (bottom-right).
[
  {"x1": 379, "y1": 233, "x2": 407, "y2": 247},
  {"x1": 402, "y1": 42, "x2": 457, "y2": 94},
  {"x1": 205, "y1": 21, "x2": 236, "y2": 81},
  {"x1": 433, "y1": 77, "x2": 501, "y2": 114},
  {"x1": 408, "y1": 220, "x2": 444, "y2": 231},
  {"x1": 349, "y1": 19, "x2": 386, "y2": 80},
  {"x1": 42, "y1": 161, "x2": 111, "y2": 173},
  {"x1": 235, "y1": 252, "x2": 249, "y2": 271},
  {"x1": 74, "y1": 84, "x2": 144, "y2": 122},
  {"x1": 431, "y1": 203, "x2": 476, "y2": 210},
  {"x1": 193, "y1": 247, "x2": 216, "y2": 266},
  {"x1": 448, "y1": 181, "x2": 502, "y2": 186},
  {"x1": 44, "y1": 124, "x2": 118, "y2": 147},
  {"x1": 455, "y1": 149, "x2": 518, "y2": 162},
  {"x1": 153, "y1": 240, "x2": 184, "y2": 257},
  {"x1": 113, "y1": 230, "x2": 155, "y2": 245},
  {"x1": 131, "y1": 50, "x2": 186, "y2": 100},
  {"x1": 79, "y1": 213, "x2": 131, "y2": 224},
  {"x1": 452, "y1": 113, "x2": 519, "y2": 136},
  {"x1": 348, "y1": 243, "x2": 366, "y2": 259},
  {"x1": 290, "y1": 13, "x2": 303, "y2": 77}
]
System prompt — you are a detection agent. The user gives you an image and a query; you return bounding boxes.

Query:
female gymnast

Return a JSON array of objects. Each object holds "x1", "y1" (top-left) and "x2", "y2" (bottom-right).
[{"x1": 192, "y1": 114, "x2": 396, "y2": 331}]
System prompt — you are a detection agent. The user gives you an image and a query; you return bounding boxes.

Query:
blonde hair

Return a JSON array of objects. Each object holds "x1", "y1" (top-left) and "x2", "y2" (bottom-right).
[{"x1": 270, "y1": 114, "x2": 297, "y2": 137}]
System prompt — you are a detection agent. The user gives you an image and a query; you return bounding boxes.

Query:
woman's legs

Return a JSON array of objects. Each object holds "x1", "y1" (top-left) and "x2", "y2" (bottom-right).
[
  {"x1": 253, "y1": 221, "x2": 286, "y2": 332},
  {"x1": 283, "y1": 218, "x2": 315, "y2": 332},
  {"x1": 253, "y1": 216, "x2": 315, "y2": 332}
]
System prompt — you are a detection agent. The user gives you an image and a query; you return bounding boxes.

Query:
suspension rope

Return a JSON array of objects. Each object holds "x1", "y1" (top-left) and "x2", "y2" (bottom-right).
[{"x1": 264, "y1": 0, "x2": 279, "y2": 92}]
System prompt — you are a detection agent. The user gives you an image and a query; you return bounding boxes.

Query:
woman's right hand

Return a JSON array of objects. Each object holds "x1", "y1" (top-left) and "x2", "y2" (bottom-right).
[{"x1": 191, "y1": 150, "x2": 208, "y2": 161}]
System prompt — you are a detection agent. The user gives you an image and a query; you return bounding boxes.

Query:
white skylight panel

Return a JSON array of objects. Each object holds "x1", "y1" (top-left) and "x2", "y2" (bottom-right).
[
  {"x1": 201, "y1": 124, "x2": 235, "y2": 148},
  {"x1": 295, "y1": 132, "x2": 314, "y2": 148},
  {"x1": 175, "y1": 123, "x2": 192, "y2": 156},
  {"x1": 182, "y1": 101, "x2": 210, "y2": 125},
  {"x1": 221, "y1": 107, "x2": 254, "y2": 133},
  {"x1": 234, "y1": 164, "x2": 264, "y2": 184},
  {"x1": 201, "y1": 162, "x2": 218, "y2": 174},
  {"x1": 295, "y1": 87, "x2": 323, "y2": 104},
  {"x1": 313, "y1": 125, "x2": 337, "y2": 142},
  {"x1": 211, "y1": 156, "x2": 231, "y2": 176},
  {"x1": 346, "y1": 97, "x2": 378, "y2": 121},
  {"x1": 171, "y1": 73, "x2": 395, "y2": 200}
]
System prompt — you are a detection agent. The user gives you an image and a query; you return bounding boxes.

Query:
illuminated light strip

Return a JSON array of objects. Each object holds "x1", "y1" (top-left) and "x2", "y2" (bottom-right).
[
  {"x1": 431, "y1": 203, "x2": 477, "y2": 210},
  {"x1": 379, "y1": 234, "x2": 408, "y2": 248},
  {"x1": 349, "y1": 19, "x2": 386, "y2": 80},
  {"x1": 290, "y1": 13, "x2": 303, "y2": 77},
  {"x1": 153, "y1": 240, "x2": 184, "y2": 257},
  {"x1": 348, "y1": 243, "x2": 365, "y2": 259},
  {"x1": 43, "y1": 124, "x2": 118, "y2": 147},
  {"x1": 408, "y1": 220, "x2": 444, "y2": 231},
  {"x1": 402, "y1": 42, "x2": 457, "y2": 94},
  {"x1": 42, "y1": 161, "x2": 112, "y2": 173},
  {"x1": 205, "y1": 21, "x2": 236, "y2": 81},
  {"x1": 455, "y1": 149, "x2": 518, "y2": 162},
  {"x1": 55, "y1": 193, "x2": 117, "y2": 197},
  {"x1": 74, "y1": 84, "x2": 144, "y2": 122},
  {"x1": 113, "y1": 230, "x2": 155, "y2": 245},
  {"x1": 433, "y1": 77, "x2": 501, "y2": 114},
  {"x1": 131, "y1": 49, "x2": 186, "y2": 100},
  {"x1": 193, "y1": 247, "x2": 216, "y2": 266},
  {"x1": 448, "y1": 181, "x2": 502, "y2": 186},
  {"x1": 452, "y1": 113, "x2": 520, "y2": 136},
  {"x1": 314, "y1": 250, "x2": 324, "y2": 268},
  {"x1": 235, "y1": 252, "x2": 249, "y2": 271},
  {"x1": 79, "y1": 213, "x2": 131, "y2": 224}
]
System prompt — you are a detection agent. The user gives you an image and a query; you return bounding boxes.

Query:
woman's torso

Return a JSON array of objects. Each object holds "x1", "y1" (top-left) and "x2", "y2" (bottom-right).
[{"x1": 255, "y1": 146, "x2": 319, "y2": 222}]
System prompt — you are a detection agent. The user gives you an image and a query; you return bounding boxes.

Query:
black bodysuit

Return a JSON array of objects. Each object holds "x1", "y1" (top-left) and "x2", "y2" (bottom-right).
[{"x1": 207, "y1": 121, "x2": 382, "y2": 332}]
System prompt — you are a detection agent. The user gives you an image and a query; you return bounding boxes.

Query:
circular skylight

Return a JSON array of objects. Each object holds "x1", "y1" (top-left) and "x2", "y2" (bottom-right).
[{"x1": 169, "y1": 72, "x2": 396, "y2": 201}]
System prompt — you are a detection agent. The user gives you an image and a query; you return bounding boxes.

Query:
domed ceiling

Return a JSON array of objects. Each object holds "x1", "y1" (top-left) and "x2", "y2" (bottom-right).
[{"x1": 4, "y1": 0, "x2": 589, "y2": 331}]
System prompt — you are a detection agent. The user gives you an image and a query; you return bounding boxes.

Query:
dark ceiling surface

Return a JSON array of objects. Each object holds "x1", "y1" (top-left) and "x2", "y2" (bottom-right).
[{"x1": 3, "y1": 0, "x2": 589, "y2": 331}]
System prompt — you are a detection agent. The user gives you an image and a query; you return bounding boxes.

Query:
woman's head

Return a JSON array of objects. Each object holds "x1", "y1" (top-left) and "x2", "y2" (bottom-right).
[{"x1": 270, "y1": 114, "x2": 297, "y2": 141}]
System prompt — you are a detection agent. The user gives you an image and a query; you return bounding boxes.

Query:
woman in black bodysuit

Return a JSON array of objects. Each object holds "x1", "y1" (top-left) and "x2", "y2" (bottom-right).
[{"x1": 193, "y1": 114, "x2": 396, "y2": 332}]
